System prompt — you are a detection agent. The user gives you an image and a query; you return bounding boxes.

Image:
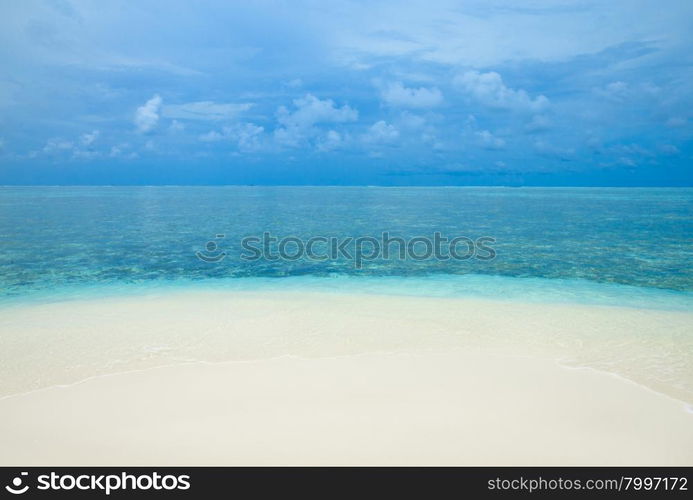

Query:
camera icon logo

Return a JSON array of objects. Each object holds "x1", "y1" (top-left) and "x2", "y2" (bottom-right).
[
  {"x1": 195, "y1": 234, "x2": 227, "y2": 263},
  {"x1": 5, "y1": 472, "x2": 29, "y2": 495}
]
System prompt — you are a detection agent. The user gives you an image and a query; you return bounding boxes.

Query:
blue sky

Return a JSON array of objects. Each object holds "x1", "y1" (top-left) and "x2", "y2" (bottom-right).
[{"x1": 0, "y1": 0, "x2": 691, "y2": 185}]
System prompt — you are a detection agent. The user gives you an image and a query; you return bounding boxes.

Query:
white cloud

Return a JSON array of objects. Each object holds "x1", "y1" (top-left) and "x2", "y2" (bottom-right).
[
  {"x1": 110, "y1": 143, "x2": 138, "y2": 159},
  {"x1": 134, "y1": 94, "x2": 162, "y2": 133},
  {"x1": 534, "y1": 140, "x2": 574, "y2": 159},
  {"x1": 199, "y1": 130, "x2": 224, "y2": 142},
  {"x1": 277, "y1": 94, "x2": 358, "y2": 128},
  {"x1": 525, "y1": 114, "x2": 551, "y2": 133},
  {"x1": 162, "y1": 101, "x2": 252, "y2": 121},
  {"x1": 72, "y1": 149, "x2": 99, "y2": 160},
  {"x1": 380, "y1": 81, "x2": 443, "y2": 108},
  {"x1": 476, "y1": 130, "x2": 505, "y2": 150},
  {"x1": 596, "y1": 81, "x2": 662, "y2": 102},
  {"x1": 42, "y1": 132, "x2": 101, "y2": 160},
  {"x1": 611, "y1": 143, "x2": 652, "y2": 157},
  {"x1": 273, "y1": 127, "x2": 301, "y2": 147},
  {"x1": 41, "y1": 133, "x2": 100, "y2": 160},
  {"x1": 364, "y1": 120, "x2": 399, "y2": 143},
  {"x1": 326, "y1": 0, "x2": 693, "y2": 70},
  {"x1": 421, "y1": 131, "x2": 444, "y2": 150},
  {"x1": 169, "y1": 120, "x2": 185, "y2": 132},
  {"x1": 199, "y1": 123, "x2": 265, "y2": 152},
  {"x1": 317, "y1": 130, "x2": 344, "y2": 152},
  {"x1": 604, "y1": 81, "x2": 628, "y2": 96},
  {"x1": 275, "y1": 94, "x2": 358, "y2": 147},
  {"x1": 454, "y1": 71, "x2": 549, "y2": 112},
  {"x1": 80, "y1": 129, "x2": 100, "y2": 146},
  {"x1": 43, "y1": 138, "x2": 74, "y2": 153},
  {"x1": 398, "y1": 111, "x2": 427, "y2": 130},
  {"x1": 227, "y1": 123, "x2": 265, "y2": 152}
]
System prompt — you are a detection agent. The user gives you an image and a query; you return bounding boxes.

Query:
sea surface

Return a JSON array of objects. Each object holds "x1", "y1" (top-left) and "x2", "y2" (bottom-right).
[
  {"x1": 1, "y1": 186, "x2": 692, "y2": 310},
  {"x1": 2, "y1": 186, "x2": 693, "y2": 401}
]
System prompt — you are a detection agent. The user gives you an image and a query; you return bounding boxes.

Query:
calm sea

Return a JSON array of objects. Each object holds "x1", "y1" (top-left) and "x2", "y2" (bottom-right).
[{"x1": 1, "y1": 186, "x2": 692, "y2": 309}]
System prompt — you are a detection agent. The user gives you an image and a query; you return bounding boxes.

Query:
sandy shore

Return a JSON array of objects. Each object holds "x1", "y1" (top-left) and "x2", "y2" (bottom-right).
[
  {"x1": 1, "y1": 351, "x2": 692, "y2": 465},
  {"x1": 0, "y1": 290, "x2": 692, "y2": 465}
]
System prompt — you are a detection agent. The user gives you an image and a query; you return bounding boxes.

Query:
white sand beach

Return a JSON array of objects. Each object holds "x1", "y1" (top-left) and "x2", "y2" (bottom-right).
[{"x1": 0, "y1": 291, "x2": 692, "y2": 465}]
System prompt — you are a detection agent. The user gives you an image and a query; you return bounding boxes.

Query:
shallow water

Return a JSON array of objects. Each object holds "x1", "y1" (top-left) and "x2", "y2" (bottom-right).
[{"x1": 1, "y1": 186, "x2": 692, "y2": 309}]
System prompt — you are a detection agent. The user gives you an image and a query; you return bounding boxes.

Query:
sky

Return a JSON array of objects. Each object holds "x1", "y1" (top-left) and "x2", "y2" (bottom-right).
[{"x1": 0, "y1": 0, "x2": 691, "y2": 186}]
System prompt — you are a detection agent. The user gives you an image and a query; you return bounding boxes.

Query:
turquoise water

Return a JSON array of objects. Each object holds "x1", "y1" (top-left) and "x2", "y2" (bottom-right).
[{"x1": 1, "y1": 186, "x2": 692, "y2": 309}]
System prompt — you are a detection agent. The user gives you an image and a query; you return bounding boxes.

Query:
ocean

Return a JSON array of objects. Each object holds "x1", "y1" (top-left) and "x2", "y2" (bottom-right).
[{"x1": 1, "y1": 186, "x2": 691, "y2": 309}]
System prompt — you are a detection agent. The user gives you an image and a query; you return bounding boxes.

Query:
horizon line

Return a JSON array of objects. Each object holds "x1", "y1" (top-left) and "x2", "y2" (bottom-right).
[{"x1": 1, "y1": 184, "x2": 692, "y2": 189}]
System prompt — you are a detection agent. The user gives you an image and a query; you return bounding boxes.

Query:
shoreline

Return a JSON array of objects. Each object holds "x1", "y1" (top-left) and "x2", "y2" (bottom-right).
[
  {"x1": 1, "y1": 289, "x2": 692, "y2": 402},
  {"x1": 2, "y1": 274, "x2": 692, "y2": 314},
  {"x1": 1, "y1": 347, "x2": 692, "y2": 411},
  {"x1": 2, "y1": 349, "x2": 691, "y2": 410},
  {"x1": 1, "y1": 289, "x2": 692, "y2": 465}
]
